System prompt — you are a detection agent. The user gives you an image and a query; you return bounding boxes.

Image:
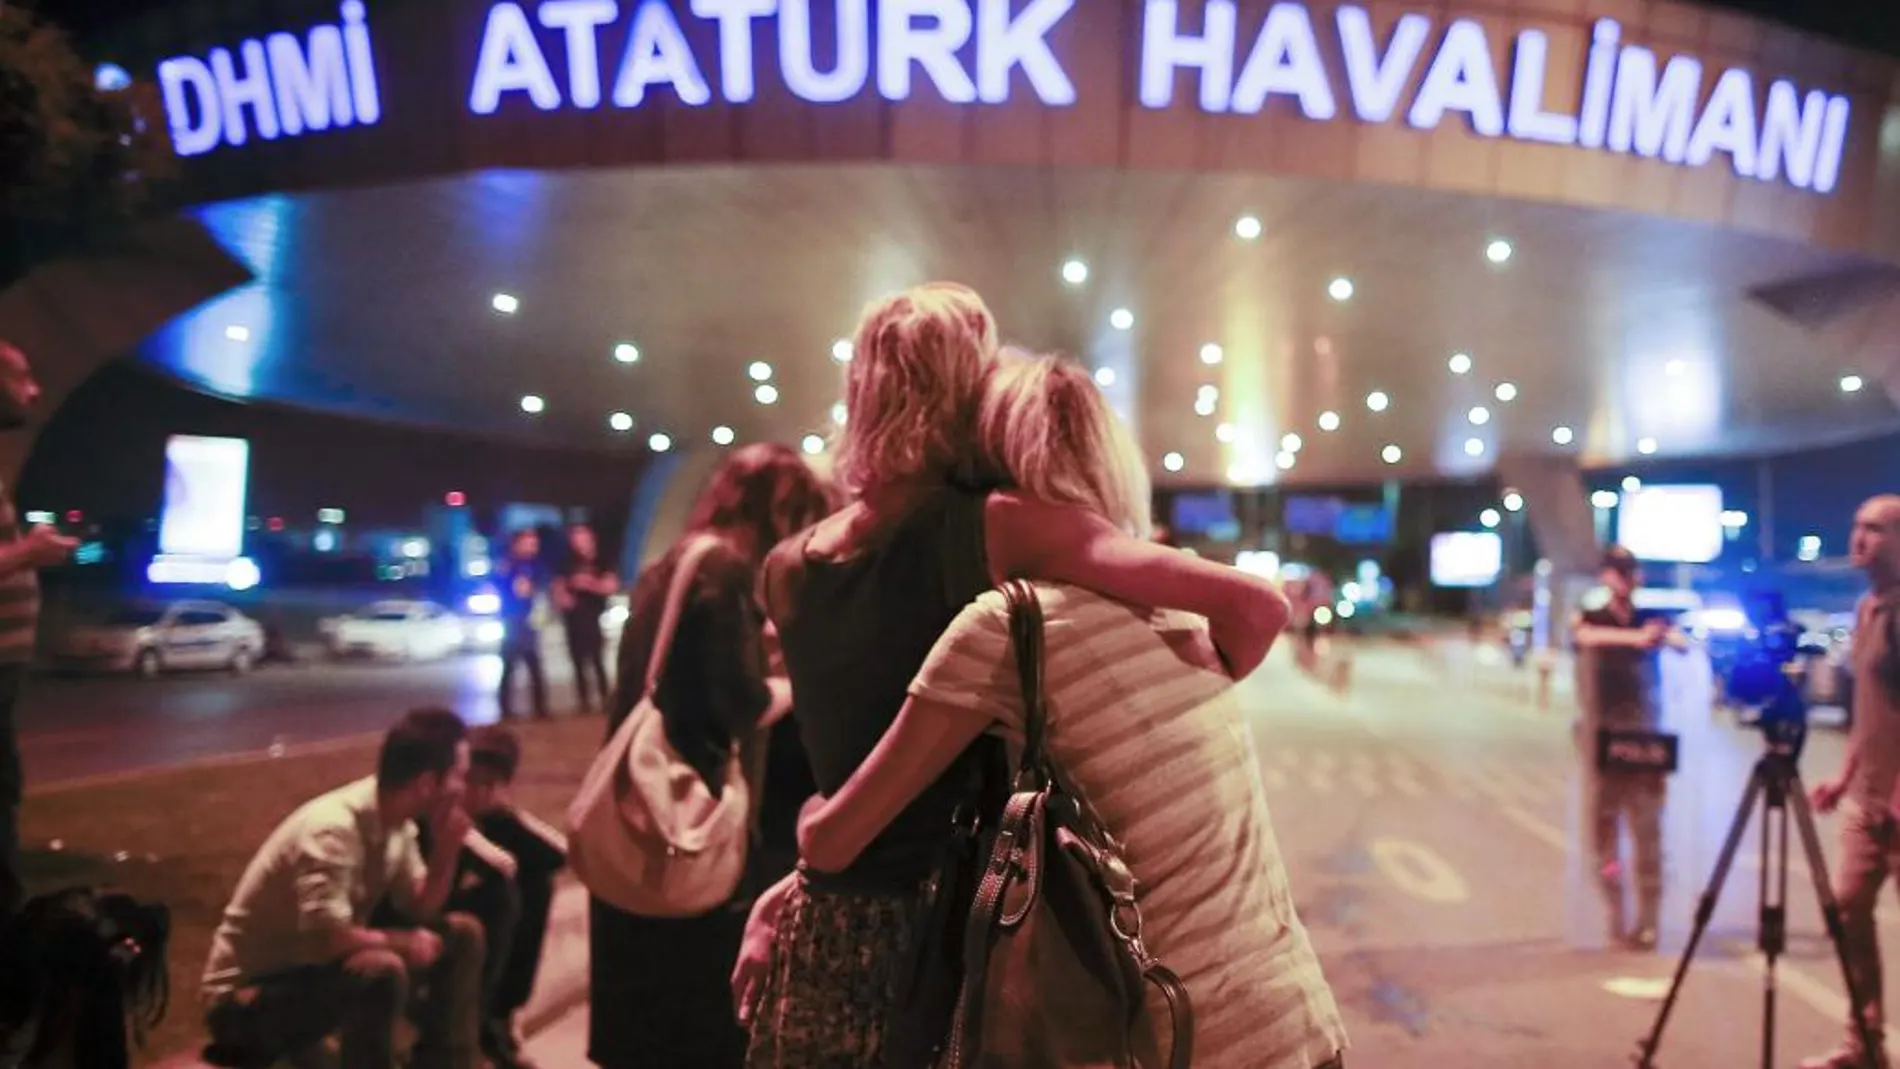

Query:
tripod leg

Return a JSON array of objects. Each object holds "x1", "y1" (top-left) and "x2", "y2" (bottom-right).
[
  {"x1": 1762, "y1": 789, "x2": 1791, "y2": 1069},
  {"x1": 1635, "y1": 764, "x2": 1768, "y2": 1068},
  {"x1": 1788, "y1": 783, "x2": 1885, "y2": 1069}
]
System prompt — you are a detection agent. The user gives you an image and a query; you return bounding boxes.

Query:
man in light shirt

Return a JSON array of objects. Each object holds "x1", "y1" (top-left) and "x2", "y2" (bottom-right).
[
  {"x1": 1802, "y1": 495, "x2": 1900, "y2": 1069},
  {"x1": 202, "y1": 709, "x2": 486, "y2": 1069}
]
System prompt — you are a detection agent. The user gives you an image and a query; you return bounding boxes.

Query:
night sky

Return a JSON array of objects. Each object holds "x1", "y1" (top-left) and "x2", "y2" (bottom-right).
[{"x1": 30, "y1": 0, "x2": 1900, "y2": 57}]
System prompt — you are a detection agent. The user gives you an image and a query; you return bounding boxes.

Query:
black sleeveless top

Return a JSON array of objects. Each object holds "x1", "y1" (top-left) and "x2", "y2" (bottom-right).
[{"x1": 763, "y1": 485, "x2": 992, "y2": 891}]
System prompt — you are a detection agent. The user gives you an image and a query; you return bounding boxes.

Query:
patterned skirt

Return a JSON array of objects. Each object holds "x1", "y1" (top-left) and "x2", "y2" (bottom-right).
[{"x1": 744, "y1": 874, "x2": 925, "y2": 1069}]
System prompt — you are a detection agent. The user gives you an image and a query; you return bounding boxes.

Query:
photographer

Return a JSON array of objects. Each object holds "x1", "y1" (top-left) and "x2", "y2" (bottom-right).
[
  {"x1": 1573, "y1": 545, "x2": 1680, "y2": 951},
  {"x1": 1800, "y1": 495, "x2": 1900, "y2": 1069}
]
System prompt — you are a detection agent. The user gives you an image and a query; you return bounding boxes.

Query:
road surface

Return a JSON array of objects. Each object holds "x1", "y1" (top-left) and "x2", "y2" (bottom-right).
[
  {"x1": 17, "y1": 649, "x2": 587, "y2": 787},
  {"x1": 18, "y1": 636, "x2": 1882, "y2": 1064}
]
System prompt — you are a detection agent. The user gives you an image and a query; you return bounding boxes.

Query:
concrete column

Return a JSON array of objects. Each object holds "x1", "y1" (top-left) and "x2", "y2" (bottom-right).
[{"x1": 0, "y1": 217, "x2": 252, "y2": 483}]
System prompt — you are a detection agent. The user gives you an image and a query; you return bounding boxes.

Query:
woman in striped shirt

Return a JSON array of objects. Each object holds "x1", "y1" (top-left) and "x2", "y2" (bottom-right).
[{"x1": 792, "y1": 355, "x2": 1350, "y2": 1069}]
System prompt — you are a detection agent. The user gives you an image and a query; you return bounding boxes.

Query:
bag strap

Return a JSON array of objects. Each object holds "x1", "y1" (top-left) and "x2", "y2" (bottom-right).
[
  {"x1": 643, "y1": 535, "x2": 722, "y2": 696},
  {"x1": 1001, "y1": 579, "x2": 1049, "y2": 786}
]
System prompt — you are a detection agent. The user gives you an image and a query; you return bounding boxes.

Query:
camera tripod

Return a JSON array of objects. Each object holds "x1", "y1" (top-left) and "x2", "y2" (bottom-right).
[{"x1": 1633, "y1": 744, "x2": 1879, "y2": 1069}]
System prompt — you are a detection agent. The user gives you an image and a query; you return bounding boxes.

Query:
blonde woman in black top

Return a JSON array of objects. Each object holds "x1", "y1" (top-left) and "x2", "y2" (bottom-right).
[{"x1": 738, "y1": 285, "x2": 1291, "y2": 1068}]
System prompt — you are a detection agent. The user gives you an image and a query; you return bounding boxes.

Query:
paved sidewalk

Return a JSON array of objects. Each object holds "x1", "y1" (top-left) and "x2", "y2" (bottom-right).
[{"x1": 522, "y1": 1002, "x2": 589, "y2": 1065}]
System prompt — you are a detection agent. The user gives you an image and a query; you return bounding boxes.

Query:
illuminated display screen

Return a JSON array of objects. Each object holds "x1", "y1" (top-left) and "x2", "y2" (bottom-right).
[
  {"x1": 1617, "y1": 484, "x2": 1725, "y2": 564},
  {"x1": 158, "y1": 435, "x2": 251, "y2": 560},
  {"x1": 1431, "y1": 531, "x2": 1502, "y2": 588}
]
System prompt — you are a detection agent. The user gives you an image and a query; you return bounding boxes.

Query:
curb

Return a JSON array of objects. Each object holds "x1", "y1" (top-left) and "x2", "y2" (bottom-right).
[
  {"x1": 27, "y1": 731, "x2": 385, "y2": 797},
  {"x1": 152, "y1": 883, "x2": 590, "y2": 1069}
]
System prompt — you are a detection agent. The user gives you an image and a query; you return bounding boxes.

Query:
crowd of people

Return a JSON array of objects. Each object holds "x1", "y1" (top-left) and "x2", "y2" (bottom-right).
[{"x1": 0, "y1": 291, "x2": 1896, "y2": 1069}]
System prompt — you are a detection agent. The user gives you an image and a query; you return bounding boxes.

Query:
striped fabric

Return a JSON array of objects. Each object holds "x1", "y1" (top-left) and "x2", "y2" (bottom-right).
[
  {"x1": 0, "y1": 484, "x2": 39, "y2": 664},
  {"x1": 911, "y1": 584, "x2": 1348, "y2": 1069}
]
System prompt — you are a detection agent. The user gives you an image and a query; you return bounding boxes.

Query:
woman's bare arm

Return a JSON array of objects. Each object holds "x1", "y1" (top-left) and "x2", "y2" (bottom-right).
[
  {"x1": 986, "y1": 492, "x2": 1290, "y2": 678},
  {"x1": 796, "y1": 696, "x2": 989, "y2": 873}
]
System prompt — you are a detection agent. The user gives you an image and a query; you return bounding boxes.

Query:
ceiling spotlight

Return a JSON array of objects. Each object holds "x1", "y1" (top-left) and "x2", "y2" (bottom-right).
[
  {"x1": 1366, "y1": 391, "x2": 1389, "y2": 412},
  {"x1": 1194, "y1": 397, "x2": 1217, "y2": 417},
  {"x1": 648, "y1": 432, "x2": 672, "y2": 452},
  {"x1": 614, "y1": 343, "x2": 640, "y2": 364},
  {"x1": 1480, "y1": 508, "x2": 1502, "y2": 528},
  {"x1": 1665, "y1": 359, "x2": 1686, "y2": 377},
  {"x1": 1275, "y1": 451, "x2": 1297, "y2": 471},
  {"x1": 754, "y1": 383, "x2": 780, "y2": 405},
  {"x1": 1467, "y1": 406, "x2": 1491, "y2": 426},
  {"x1": 1061, "y1": 259, "x2": 1089, "y2": 285},
  {"x1": 1552, "y1": 425, "x2": 1574, "y2": 446},
  {"x1": 1281, "y1": 433, "x2": 1303, "y2": 453},
  {"x1": 1503, "y1": 492, "x2": 1525, "y2": 512},
  {"x1": 1592, "y1": 489, "x2": 1620, "y2": 509},
  {"x1": 224, "y1": 325, "x2": 251, "y2": 342},
  {"x1": 1495, "y1": 382, "x2": 1518, "y2": 402},
  {"x1": 831, "y1": 402, "x2": 848, "y2": 425},
  {"x1": 748, "y1": 361, "x2": 774, "y2": 382},
  {"x1": 1448, "y1": 352, "x2": 1472, "y2": 375},
  {"x1": 519, "y1": 394, "x2": 544, "y2": 414},
  {"x1": 1328, "y1": 277, "x2": 1355, "y2": 302},
  {"x1": 1623, "y1": 475, "x2": 1642, "y2": 492},
  {"x1": 1464, "y1": 438, "x2": 1486, "y2": 457},
  {"x1": 1234, "y1": 215, "x2": 1263, "y2": 241},
  {"x1": 608, "y1": 411, "x2": 634, "y2": 432},
  {"x1": 1381, "y1": 444, "x2": 1402, "y2": 465},
  {"x1": 1637, "y1": 437, "x2": 1658, "y2": 455},
  {"x1": 1110, "y1": 308, "x2": 1135, "y2": 331},
  {"x1": 1162, "y1": 451, "x2": 1186, "y2": 473},
  {"x1": 491, "y1": 293, "x2": 519, "y2": 314},
  {"x1": 711, "y1": 425, "x2": 735, "y2": 445},
  {"x1": 1215, "y1": 422, "x2": 1238, "y2": 443},
  {"x1": 1842, "y1": 374, "x2": 1865, "y2": 393},
  {"x1": 1200, "y1": 343, "x2": 1224, "y2": 365},
  {"x1": 1226, "y1": 462, "x2": 1252, "y2": 485},
  {"x1": 1094, "y1": 367, "x2": 1117, "y2": 387},
  {"x1": 832, "y1": 339, "x2": 853, "y2": 363},
  {"x1": 1486, "y1": 239, "x2": 1513, "y2": 264},
  {"x1": 1317, "y1": 411, "x2": 1340, "y2": 432},
  {"x1": 801, "y1": 434, "x2": 825, "y2": 456}
]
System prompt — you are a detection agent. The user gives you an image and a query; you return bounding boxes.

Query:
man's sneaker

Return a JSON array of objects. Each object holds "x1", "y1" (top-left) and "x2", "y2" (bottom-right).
[
  {"x1": 1621, "y1": 927, "x2": 1658, "y2": 952},
  {"x1": 1798, "y1": 1046, "x2": 1889, "y2": 1069}
]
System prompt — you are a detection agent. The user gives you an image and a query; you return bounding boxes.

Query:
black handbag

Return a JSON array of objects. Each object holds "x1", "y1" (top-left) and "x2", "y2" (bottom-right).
[{"x1": 881, "y1": 735, "x2": 1009, "y2": 1069}]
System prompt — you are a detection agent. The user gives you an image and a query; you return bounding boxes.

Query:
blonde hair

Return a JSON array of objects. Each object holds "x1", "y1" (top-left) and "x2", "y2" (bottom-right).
[
  {"x1": 979, "y1": 355, "x2": 1153, "y2": 538},
  {"x1": 832, "y1": 282, "x2": 999, "y2": 498}
]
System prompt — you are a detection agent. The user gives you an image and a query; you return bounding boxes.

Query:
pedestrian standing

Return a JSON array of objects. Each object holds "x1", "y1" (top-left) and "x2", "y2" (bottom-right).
[
  {"x1": 0, "y1": 341, "x2": 78, "y2": 918},
  {"x1": 1572, "y1": 545, "x2": 1675, "y2": 950},
  {"x1": 553, "y1": 525, "x2": 615, "y2": 714},
  {"x1": 492, "y1": 529, "x2": 549, "y2": 721},
  {"x1": 1800, "y1": 494, "x2": 1900, "y2": 1069}
]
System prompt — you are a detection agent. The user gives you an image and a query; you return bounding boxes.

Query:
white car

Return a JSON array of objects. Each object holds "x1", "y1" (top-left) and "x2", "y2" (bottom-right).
[
  {"x1": 49, "y1": 600, "x2": 266, "y2": 678},
  {"x1": 321, "y1": 600, "x2": 471, "y2": 661}
]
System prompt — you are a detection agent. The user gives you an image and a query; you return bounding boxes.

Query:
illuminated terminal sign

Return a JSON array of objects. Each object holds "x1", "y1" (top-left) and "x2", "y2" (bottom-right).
[{"x1": 156, "y1": 0, "x2": 1853, "y2": 194}]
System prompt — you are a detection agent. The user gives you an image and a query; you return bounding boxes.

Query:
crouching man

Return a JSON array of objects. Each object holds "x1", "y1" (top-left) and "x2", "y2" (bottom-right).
[{"x1": 200, "y1": 708, "x2": 486, "y2": 1069}]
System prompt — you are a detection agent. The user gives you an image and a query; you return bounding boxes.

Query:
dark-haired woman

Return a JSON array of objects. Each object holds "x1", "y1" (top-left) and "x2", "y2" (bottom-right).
[
  {"x1": 0, "y1": 887, "x2": 170, "y2": 1069},
  {"x1": 588, "y1": 443, "x2": 832, "y2": 1069}
]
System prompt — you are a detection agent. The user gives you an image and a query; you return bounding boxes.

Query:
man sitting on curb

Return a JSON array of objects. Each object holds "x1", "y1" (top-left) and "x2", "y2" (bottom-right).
[
  {"x1": 201, "y1": 708, "x2": 486, "y2": 1069},
  {"x1": 420, "y1": 725, "x2": 567, "y2": 1069}
]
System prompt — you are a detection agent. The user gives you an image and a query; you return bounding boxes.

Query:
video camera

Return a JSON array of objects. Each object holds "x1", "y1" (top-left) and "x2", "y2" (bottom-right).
[{"x1": 1721, "y1": 592, "x2": 1810, "y2": 757}]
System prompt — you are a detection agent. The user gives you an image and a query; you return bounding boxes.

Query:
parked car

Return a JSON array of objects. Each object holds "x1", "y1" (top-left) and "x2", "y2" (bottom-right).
[
  {"x1": 319, "y1": 600, "x2": 471, "y2": 661},
  {"x1": 46, "y1": 600, "x2": 266, "y2": 678}
]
